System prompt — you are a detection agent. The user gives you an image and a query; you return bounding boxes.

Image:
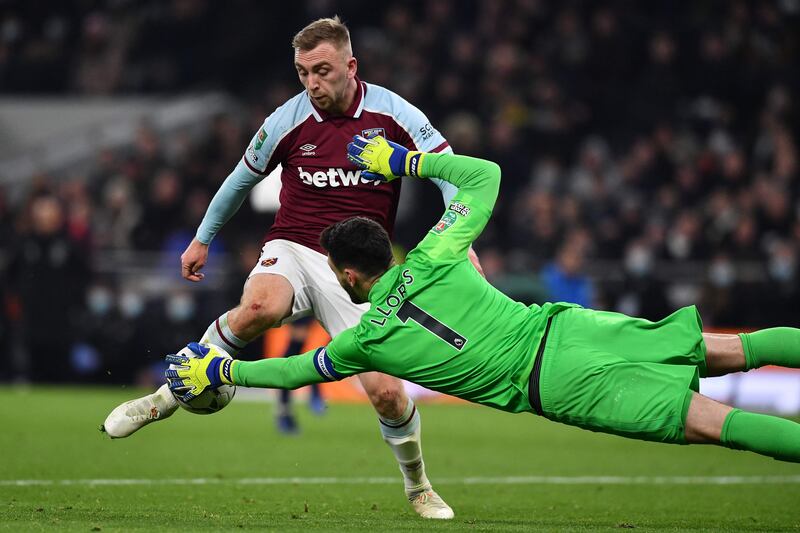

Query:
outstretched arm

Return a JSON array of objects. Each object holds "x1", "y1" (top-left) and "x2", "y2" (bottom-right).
[
  {"x1": 430, "y1": 148, "x2": 486, "y2": 276},
  {"x1": 234, "y1": 348, "x2": 335, "y2": 389},
  {"x1": 347, "y1": 135, "x2": 500, "y2": 263},
  {"x1": 181, "y1": 161, "x2": 263, "y2": 282},
  {"x1": 411, "y1": 152, "x2": 500, "y2": 263},
  {"x1": 184, "y1": 105, "x2": 290, "y2": 280},
  {"x1": 195, "y1": 160, "x2": 264, "y2": 246},
  {"x1": 166, "y1": 333, "x2": 370, "y2": 398}
]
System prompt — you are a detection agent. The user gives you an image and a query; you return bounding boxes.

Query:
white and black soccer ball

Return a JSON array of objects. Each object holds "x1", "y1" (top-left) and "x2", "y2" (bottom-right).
[{"x1": 169, "y1": 343, "x2": 236, "y2": 415}]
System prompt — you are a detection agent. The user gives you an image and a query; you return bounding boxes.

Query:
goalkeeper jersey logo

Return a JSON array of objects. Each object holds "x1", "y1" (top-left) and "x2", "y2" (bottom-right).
[
  {"x1": 448, "y1": 202, "x2": 471, "y2": 216},
  {"x1": 433, "y1": 211, "x2": 457, "y2": 234}
]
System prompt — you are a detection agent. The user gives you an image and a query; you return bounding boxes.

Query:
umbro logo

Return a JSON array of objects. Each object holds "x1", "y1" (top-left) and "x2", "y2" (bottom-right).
[{"x1": 299, "y1": 143, "x2": 317, "y2": 156}]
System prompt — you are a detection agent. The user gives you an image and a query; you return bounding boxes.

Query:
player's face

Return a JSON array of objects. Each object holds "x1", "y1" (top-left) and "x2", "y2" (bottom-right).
[
  {"x1": 295, "y1": 42, "x2": 357, "y2": 114},
  {"x1": 327, "y1": 256, "x2": 368, "y2": 304}
]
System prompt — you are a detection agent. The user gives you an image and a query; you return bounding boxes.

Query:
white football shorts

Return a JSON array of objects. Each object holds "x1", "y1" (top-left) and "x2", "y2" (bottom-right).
[{"x1": 248, "y1": 239, "x2": 370, "y2": 336}]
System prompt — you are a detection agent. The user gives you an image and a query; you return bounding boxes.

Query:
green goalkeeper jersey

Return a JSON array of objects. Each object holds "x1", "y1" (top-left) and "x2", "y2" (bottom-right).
[{"x1": 233, "y1": 153, "x2": 578, "y2": 413}]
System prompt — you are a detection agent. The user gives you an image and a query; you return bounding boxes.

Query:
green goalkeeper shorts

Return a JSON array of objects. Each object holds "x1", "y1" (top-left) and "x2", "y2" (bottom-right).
[{"x1": 537, "y1": 305, "x2": 707, "y2": 444}]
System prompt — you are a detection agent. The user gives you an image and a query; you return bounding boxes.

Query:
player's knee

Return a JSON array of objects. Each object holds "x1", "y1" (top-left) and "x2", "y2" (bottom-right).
[
  {"x1": 235, "y1": 296, "x2": 285, "y2": 330},
  {"x1": 234, "y1": 276, "x2": 293, "y2": 331}
]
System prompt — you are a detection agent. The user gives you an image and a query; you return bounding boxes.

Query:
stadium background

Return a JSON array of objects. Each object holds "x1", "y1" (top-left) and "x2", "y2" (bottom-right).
[
  {"x1": 0, "y1": 0, "x2": 799, "y2": 409},
  {"x1": 3, "y1": 2, "x2": 800, "y2": 530}
]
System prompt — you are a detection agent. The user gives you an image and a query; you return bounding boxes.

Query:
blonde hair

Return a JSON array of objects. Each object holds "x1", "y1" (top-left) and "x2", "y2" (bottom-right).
[{"x1": 292, "y1": 16, "x2": 351, "y2": 52}]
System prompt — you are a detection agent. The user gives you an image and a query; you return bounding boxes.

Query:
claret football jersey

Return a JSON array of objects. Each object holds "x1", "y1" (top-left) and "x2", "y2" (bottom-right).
[{"x1": 243, "y1": 78, "x2": 451, "y2": 253}]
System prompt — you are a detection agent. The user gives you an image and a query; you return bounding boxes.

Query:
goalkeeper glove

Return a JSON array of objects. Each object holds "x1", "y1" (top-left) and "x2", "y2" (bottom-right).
[
  {"x1": 165, "y1": 342, "x2": 235, "y2": 402},
  {"x1": 346, "y1": 135, "x2": 425, "y2": 181}
]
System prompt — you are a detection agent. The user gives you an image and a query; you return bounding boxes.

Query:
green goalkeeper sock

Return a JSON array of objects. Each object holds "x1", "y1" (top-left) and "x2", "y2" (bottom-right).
[
  {"x1": 720, "y1": 409, "x2": 800, "y2": 463},
  {"x1": 739, "y1": 328, "x2": 800, "y2": 370}
]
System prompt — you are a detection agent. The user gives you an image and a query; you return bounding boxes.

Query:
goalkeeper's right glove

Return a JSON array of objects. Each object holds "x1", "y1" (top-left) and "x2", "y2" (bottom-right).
[
  {"x1": 346, "y1": 135, "x2": 425, "y2": 181},
  {"x1": 165, "y1": 342, "x2": 235, "y2": 402}
]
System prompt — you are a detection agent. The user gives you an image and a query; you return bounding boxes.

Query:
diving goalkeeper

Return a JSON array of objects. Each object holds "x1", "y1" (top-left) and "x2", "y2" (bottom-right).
[{"x1": 168, "y1": 136, "x2": 800, "y2": 462}]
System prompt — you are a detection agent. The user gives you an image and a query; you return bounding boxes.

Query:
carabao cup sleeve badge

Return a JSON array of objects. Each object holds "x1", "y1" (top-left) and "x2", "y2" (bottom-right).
[{"x1": 433, "y1": 211, "x2": 458, "y2": 234}]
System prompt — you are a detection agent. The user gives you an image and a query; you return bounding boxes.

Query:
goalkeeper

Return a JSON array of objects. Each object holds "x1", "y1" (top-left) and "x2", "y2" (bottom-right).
[{"x1": 169, "y1": 136, "x2": 800, "y2": 462}]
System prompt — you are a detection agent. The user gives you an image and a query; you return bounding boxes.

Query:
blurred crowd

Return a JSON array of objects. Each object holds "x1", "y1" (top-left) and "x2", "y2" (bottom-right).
[{"x1": 1, "y1": 0, "x2": 799, "y2": 382}]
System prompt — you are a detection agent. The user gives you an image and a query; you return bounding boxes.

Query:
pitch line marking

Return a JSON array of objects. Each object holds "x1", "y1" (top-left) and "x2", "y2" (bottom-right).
[{"x1": 3, "y1": 475, "x2": 800, "y2": 487}]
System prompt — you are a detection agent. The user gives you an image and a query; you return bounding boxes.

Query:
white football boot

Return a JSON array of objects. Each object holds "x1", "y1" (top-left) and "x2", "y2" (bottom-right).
[
  {"x1": 407, "y1": 488, "x2": 455, "y2": 519},
  {"x1": 100, "y1": 384, "x2": 178, "y2": 438}
]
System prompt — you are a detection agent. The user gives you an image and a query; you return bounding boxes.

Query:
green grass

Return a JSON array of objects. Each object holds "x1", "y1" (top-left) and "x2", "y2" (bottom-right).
[{"x1": 1, "y1": 387, "x2": 800, "y2": 531}]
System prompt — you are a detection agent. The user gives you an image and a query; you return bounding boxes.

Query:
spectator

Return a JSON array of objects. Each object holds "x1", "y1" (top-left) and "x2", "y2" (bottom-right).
[
  {"x1": 7, "y1": 194, "x2": 89, "y2": 381},
  {"x1": 1, "y1": 2, "x2": 799, "y2": 383},
  {"x1": 540, "y1": 232, "x2": 594, "y2": 307}
]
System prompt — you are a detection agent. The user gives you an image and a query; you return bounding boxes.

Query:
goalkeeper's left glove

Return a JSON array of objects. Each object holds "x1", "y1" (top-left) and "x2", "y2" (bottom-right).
[
  {"x1": 346, "y1": 135, "x2": 425, "y2": 181},
  {"x1": 165, "y1": 342, "x2": 235, "y2": 402}
]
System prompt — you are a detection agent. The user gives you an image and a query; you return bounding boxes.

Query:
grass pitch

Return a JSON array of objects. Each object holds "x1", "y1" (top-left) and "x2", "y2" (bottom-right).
[{"x1": 1, "y1": 387, "x2": 799, "y2": 531}]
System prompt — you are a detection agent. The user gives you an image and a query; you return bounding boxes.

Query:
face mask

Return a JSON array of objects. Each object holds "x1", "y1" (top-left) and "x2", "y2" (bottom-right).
[
  {"x1": 166, "y1": 294, "x2": 196, "y2": 322},
  {"x1": 769, "y1": 257, "x2": 795, "y2": 282},
  {"x1": 625, "y1": 247, "x2": 652, "y2": 277},
  {"x1": 667, "y1": 234, "x2": 690, "y2": 259},
  {"x1": 119, "y1": 291, "x2": 145, "y2": 318},
  {"x1": 70, "y1": 343, "x2": 101, "y2": 374},
  {"x1": 709, "y1": 261, "x2": 735, "y2": 288},
  {"x1": 87, "y1": 286, "x2": 114, "y2": 316}
]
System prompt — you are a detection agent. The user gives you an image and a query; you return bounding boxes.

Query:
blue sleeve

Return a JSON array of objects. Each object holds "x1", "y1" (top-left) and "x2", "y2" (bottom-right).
[
  {"x1": 388, "y1": 88, "x2": 458, "y2": 207},
  {"x1": 196, "y1": 92, "x2": 313, "y2": 244},
  {"x1": 364, "y1": 84, "x2": 458, "y2": 207},
  {"x1": 387, "y1": 91, "x2": 448, "y2": 154},
  {"x1": 242, "y1": 91, "x2": 310, "y2": 175},
  {"x1": 195, "y1": 160, "x2": 263, "y2": 245}
]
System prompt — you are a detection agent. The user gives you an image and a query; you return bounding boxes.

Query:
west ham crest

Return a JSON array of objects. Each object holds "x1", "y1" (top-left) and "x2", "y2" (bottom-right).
[{"x1": 361, "y1": 128, "x2": 386, "y2": 139}]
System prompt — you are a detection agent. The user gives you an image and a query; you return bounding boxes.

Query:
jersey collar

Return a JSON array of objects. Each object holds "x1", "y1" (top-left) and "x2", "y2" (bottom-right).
[{"x1": 309, "y1": 77, "x2": 365, "y2": 122}]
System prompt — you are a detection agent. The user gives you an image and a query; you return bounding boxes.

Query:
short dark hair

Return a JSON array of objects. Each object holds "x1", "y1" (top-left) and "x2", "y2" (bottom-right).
[
  {"x1": 292, "y1": 16, "x2": 351, "y2": 52},
  {"x1": 320, "y1": 217, "x2": 393, "y2": 277}
]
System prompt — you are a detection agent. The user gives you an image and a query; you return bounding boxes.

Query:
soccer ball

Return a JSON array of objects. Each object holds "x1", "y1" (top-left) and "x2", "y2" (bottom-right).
[{"x1": 169, "y1": 343, "x2": 236, "y2": 415}]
